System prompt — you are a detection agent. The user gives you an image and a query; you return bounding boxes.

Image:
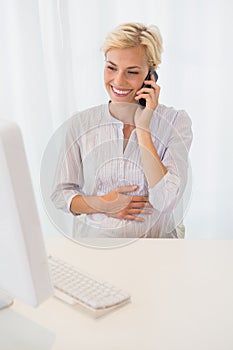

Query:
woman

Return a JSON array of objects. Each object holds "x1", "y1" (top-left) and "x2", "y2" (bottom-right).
[{"x1": 51, "y1": 22, "x2": 193, "y2": 239}]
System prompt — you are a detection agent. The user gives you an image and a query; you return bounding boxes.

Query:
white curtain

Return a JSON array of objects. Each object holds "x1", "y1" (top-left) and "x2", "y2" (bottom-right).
[{"x1": 1, "y1": 0, "x2": 233, "y2": 238}]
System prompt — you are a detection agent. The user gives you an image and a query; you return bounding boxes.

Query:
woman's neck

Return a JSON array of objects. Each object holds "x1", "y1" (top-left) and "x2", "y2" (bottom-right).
[{"x1": 108, "y1": 101, "x2": 139, "y2": 125}]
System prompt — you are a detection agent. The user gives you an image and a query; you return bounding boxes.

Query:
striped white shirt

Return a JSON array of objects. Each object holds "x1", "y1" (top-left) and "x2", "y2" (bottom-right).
[{"x1": 51, "y1": 103, "x2": 192, "y2": 238}]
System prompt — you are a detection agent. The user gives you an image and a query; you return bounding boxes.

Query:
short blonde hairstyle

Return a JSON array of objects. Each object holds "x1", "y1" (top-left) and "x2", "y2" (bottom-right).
[{"x1": 101, "y1": 22, "x2": 163, "y2": 70}]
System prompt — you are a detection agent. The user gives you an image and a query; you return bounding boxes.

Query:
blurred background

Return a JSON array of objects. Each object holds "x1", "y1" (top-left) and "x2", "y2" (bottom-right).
[{"x1": 1, "y1": 0, "x2": 233, "y2": 239}]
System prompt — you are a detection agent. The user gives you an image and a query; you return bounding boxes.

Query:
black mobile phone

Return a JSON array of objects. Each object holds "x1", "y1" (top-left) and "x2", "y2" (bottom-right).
[{"x1": 138, "y1": 70, "x2": 158, "y2": 107}]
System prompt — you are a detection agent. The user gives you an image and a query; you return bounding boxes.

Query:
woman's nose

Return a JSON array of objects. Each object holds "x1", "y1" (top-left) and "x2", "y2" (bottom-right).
[{"x1": 114, "y1": 71, "x2": 126, "y2": 86}]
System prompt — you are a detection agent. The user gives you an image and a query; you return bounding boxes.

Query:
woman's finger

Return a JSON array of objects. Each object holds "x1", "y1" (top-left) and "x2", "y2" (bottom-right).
[
  {"x1": 131, "y1": 195, "x2": 149, "y2": 202},
  {"x1": 117, "y1": 185, "x2": 138, "y2": 193},
  {"x1": 128, "y1": 209, "x2": 153, "y2": 215},
  {"x1": 131, "y1": 201, "x2": 152, "y2": 208},
  {"x1": 123, "y1": 215, "x2": 145, "y2": 222}
]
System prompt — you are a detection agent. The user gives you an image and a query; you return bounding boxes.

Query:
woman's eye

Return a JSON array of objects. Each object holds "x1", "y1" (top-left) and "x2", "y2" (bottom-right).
[
  {"x1": 128, "y1": 71, "x2": 139, "y2": 75},
  {"x1": 107, "y1": 66, "x2": 116, "y2": 71}
]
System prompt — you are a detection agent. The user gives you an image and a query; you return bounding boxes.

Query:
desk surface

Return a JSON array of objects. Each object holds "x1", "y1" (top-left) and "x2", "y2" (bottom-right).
[{"x1": 1, "y1": 237, "x2": 233, "y2": 350}]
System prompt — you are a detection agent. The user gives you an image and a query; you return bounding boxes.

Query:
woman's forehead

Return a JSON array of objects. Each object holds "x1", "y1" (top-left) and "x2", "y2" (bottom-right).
[{"x1": 106, "y1": 45, "x2": 148, "y2": 67}]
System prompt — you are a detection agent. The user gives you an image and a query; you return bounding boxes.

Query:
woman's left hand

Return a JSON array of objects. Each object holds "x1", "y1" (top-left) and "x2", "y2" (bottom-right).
[
  {"x1": 134, "y1": 75, "x2": 160, "y2": 129},
  {"x1": 135, "y1": 73, "x2": 160, "y2": 111},
  {"x1": 134, "y1": 73, "x2": 160, "y2": 129}
]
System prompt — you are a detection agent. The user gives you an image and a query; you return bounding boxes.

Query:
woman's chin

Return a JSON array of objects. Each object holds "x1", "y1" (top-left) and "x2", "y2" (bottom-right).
[{"x1": 110, "y1": 95, "x2": 137, "y2": 105}]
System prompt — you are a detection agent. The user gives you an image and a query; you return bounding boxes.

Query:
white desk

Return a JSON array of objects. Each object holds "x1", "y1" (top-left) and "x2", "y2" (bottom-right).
[{"x1": 1, "y1": 237, "x2": 233, "y2": 350}]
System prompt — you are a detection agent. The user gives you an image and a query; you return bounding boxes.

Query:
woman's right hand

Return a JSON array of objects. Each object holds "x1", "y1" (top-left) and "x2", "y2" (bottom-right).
[{"x1": 101, "y1": 186, "x2": 153, "y2": 222}]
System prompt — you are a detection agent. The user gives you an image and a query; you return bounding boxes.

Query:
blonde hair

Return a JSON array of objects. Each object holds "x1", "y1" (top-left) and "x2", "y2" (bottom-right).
[{"x1": 101, "y1": 22, "x2": 163, "y2": 70}]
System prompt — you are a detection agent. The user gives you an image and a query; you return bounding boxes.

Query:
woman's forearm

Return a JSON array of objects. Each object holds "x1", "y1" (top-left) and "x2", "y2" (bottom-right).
[
  {"x1": 136, "y1": 127, "x2": 167, "y2": 188},
  {"x1": 70, "y1": 195, "x2": 105, "y2": 215}
]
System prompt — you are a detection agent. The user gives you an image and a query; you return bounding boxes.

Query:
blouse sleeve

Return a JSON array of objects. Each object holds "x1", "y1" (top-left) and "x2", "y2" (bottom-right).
[
  {"x1": 50, "y1": 119, "x2": 84, "y2": 213},
  {"x1": 148, "y1": 109, "x2": 193, "y2": 213}
]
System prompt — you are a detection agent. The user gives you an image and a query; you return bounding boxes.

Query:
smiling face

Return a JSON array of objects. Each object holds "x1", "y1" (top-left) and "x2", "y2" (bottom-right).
[{"x1": 104, "y1": 45, "x2": 149, "y2": 104}]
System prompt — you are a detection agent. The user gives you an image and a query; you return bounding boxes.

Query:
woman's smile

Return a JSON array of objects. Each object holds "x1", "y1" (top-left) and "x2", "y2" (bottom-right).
[{"x1": 111, "y1": 85, "x2": 133, "y2": 97}]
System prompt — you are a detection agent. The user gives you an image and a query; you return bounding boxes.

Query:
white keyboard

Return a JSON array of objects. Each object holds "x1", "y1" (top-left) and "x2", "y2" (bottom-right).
[{"x1": 48, "y1": 256, "x2": 131, "y2": 313}]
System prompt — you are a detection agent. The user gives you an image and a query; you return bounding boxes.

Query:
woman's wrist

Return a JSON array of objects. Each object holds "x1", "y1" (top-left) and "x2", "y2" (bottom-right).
[
  {"x1": 134, "y1": 107, "x2": 154, "y2": 130},
  {"x1": 135, "y1": 126, "x2": 153, "y2": 149},
  {"x1": 70, "y1": 194, "x2": 106, "y2": 215}
]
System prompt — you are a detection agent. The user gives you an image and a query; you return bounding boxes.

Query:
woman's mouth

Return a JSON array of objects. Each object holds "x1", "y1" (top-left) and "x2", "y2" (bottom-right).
[{"x1": 111, "y1": 86, "x2": 132, "y2": 97}]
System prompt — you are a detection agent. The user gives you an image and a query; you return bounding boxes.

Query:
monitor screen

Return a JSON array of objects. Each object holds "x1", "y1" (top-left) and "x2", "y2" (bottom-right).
[{"x1": 0, "y1": 120, "x2": 53, "y2": 309}]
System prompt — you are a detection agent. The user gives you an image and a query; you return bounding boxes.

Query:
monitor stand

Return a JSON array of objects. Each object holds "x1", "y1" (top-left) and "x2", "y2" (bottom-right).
[{"x1": 0, "y1": 289, "x2": 14, "y2": 310}]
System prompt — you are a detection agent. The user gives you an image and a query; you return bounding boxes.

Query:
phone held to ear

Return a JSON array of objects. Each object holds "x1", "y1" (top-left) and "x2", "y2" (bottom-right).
[{"x1": 138, "y1": 70, "x2": 158, "y2": 107}]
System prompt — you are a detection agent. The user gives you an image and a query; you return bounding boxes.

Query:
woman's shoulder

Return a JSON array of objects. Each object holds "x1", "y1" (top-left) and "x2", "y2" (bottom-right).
[
  {"x1": 150, "y1": 104, "x2": 192, "y2": 146},
  {"x1": 152, "y1": 103, "x2": 192, "y2": 127},
  {"x1": 71, "y1": 104, "x2": 105, "y2": 121},
  {"x1": 155, "y1": 103, "x2": 191, "y2": 119},
  {"x1": 68, "y1": 104, "x2": 107, "y2": 129},
  {"x1": 61, "y1": 104, "x2": 106, "y2": 141}
]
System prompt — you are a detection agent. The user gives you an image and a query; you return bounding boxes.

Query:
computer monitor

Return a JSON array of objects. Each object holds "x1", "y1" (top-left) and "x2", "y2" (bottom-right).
[{"x1": 0, "y1": 120, "x2": 53, "y2": 309}]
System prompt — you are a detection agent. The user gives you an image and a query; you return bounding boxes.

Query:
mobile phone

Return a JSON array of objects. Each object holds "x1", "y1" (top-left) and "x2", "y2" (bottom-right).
[{"x1": 138, "y1": 70, "x2": 158, "y2": 107}]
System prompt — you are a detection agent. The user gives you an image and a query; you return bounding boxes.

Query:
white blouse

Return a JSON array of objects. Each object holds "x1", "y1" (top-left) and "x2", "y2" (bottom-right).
[{"x1": 51, "y1": 103, "x2": 193, "y2": 239}]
